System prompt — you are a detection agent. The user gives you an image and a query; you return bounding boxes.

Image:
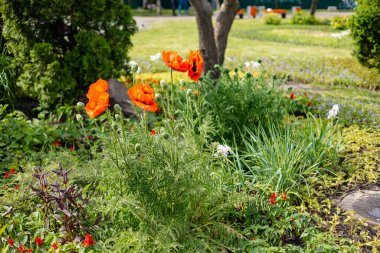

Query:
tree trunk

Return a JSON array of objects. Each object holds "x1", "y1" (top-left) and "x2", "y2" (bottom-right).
[
  {"x1": 142, "y1": 0, "x2": 148, "y2": 9},
  {"x1": 215, "y1": 0, "x2": 239, "y2": 65},
  {"x1": 189, "y1": 0, "x2": 218, "y2": 77},
  {"x1": 310, "y1": 0, "x2": 318, "y2": 16},
  {"x1": 189, "y1": 0, "x2": 238, "y2": 78},
  {"x1": 156, "y1": 0, "x2": 161, "y2": 15}
]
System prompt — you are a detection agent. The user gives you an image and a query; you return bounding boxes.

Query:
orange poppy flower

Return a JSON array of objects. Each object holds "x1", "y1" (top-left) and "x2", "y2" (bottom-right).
[
  {"x1": 162, "y1": 51, "x2": 190, "y2": 72},
  {"x1": 128, "y1": 83, "x2": 158, "y2": 112},
  {"x1": 85, "y1": 79, "x2": 109, "y2": 118},
  {"x1": 188, "y1": 49, "x2": 204, "y2": 81}
]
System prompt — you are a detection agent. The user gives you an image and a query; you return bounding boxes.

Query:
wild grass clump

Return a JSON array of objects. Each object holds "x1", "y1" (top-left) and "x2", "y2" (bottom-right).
[
  {"x1": 201, "y1": 66, "x2": 288, "y2": 144},
  {"x1": 264, "y1": 13, "x2": 281, "y2": 25},
  {"x1": 240, "y1": 117, "x2": 341, "y2": 198}
]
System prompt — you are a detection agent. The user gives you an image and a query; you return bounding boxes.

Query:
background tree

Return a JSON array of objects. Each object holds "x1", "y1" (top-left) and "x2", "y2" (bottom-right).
[
  {"x1": 350, "y1": 0, "x2": 380, "y2": 72},
  {"x1": 310, "y1": 0, "x2": 318, "y2": 16},
  {"x1": 189, "y1": 0, "x2": 239, "y2": 78},
  {"x1": 0, "y1": 0, "x2": 136, "y2": 108}
]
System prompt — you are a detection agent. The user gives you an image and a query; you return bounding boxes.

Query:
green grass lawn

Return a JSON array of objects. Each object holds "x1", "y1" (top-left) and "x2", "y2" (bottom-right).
[{"x1": 130, "y1": 18, "x2": 380, "y2": 89}]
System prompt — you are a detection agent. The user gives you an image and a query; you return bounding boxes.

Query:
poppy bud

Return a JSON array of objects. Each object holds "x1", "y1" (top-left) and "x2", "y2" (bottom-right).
[
  {"x1": 77, "y1": 102, "x2": 85, "y2": 110},
  {"x1": 246, "y1": 73, "x2": 253, "y2": 78},
  {"x1": 179, "y1": 79, "x2": 186, "y2": 86},
  {"x1": 134, "y1": 143, "x2": 141, "y2": 152},
  {"x1": 257, "y1": 59, "x2": 262, "y2": 64},
  {"x1": 234, "y1": 68, "x2": 239, "y2": 73},
  {"x1": 129, "y1": 61, "x2": 139, "y2": 73},
  {"x1": 162, "y1": 132, "x2": 170, "y2": 139},
  {"x1": 104, "y1": 122, "x2": 112, "y2": 130},
  {"x1": 214, "y1": 64, "x2": 221, "y2": 71},
  {"x1": 114, "y1": 104, "x2": 122, "y2": 113},
  {"x1": 155, "y1": 93, "x2": 162, "y2": 101},
  {"x1": 115, "y1": 114, "x2": 123, "y2": 121},
  {"x1": 76, "y1": 114, "x2": 83, "y2": 122},
  {"x1": 223, "y1": 68, "x2": 230, "y2": 75},
  {"x1": 160, "y1": 80, "x2": 168, "y2": 89},
  {"x1": 186, "y1": 89, "x2": 193, "y2": 96},
  {"x1": 111, "y1": 123, "x2": 119, "y2": 130}
]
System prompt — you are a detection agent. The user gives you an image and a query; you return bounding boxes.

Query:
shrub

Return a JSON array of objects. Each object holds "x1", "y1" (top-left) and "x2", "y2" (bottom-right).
[
  {"x1": 0, "y1": 0, "x2": 137, "y2": 108},
  {"x1": 331, "y1": 16, "x2": 349, "y2": 30},
  {"x1": 264, "y1": 13, "x2": 281, "y2": 25},
  {"x1": 350, "y1": 0, "x2": 380, "y2": 72},
  {"x1": 291, "y1": 13, "x2": 322, "y2": 25}
]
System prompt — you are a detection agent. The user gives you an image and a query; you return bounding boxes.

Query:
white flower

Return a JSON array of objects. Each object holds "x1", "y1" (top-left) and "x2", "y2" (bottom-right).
[
  {"x1": 244, "y1": 61, "x2": 251, "y2": 68},
  {"x1": 149, "y1": 53, "x2": 161, "y2": 61},
  {"x1": 251, "y1": 61, "x2": 261, "y2": 69},
  {"x1": 214, "y1": 144, "x2": 232, "y2": 157},
  {"x1": 327, "y1": 104, "x2": 339, "y2": 119}
]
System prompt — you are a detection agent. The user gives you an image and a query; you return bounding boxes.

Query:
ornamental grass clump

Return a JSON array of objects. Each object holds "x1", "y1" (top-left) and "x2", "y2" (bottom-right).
[{"x1": 201, "y1": 66, "x2": 288, "y2": 143}]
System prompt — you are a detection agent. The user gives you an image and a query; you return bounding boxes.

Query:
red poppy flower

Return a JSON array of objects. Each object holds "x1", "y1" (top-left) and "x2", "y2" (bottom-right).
[
  {"x1": 162, "y1": 51, "x2": 190, "y2": 72},
  {"x1": 27, "y1": 249, "x2": 32, "y2": 253},
  {"x1": 188, "y1": 49, "x2": 204, "y2": 81},
  {"x1": 4, "y1": 172, "x2": 10, "y2": 179},
  {"x1": 82, "y1": 234, "x2": 96, "y2": 247},
  {"x1": 282, "y1": 193, "x2": 287, "y2": 200},
  {"x1": 85, "y1": 79, "x2": 110, "y2": 118},
  {"x1": 8, "y1": 238, "x2": 14, "y2": 246},
  {"x1": 307, "y1": 101, "x2": 312, "y2": 107},
  {"x1": 289, "y1": 93, "x2": 296, "y2": 100},
  {"x1": 128, "y1": 83, "x2": 158, "y2": 112},
  {"x1": 52, "y1": 243, "x2": 58, "y2": 249},
  {"x1": 35, "y1": 236, "x2": 43, "y2": 246},
  {"x1": 53, "y1": 140, "x2": 62, "y2": 147},
  {"x1": 18, "y1": 245, "x2": 26, "y2": 253},
  {"x1": 150, "y1": 129, "x2": 156, "y2": 136},
  {"x1": 69, "y1": 145, "x2": 75, "y2": 151},
  {"x1": 14, "y1": 185, "x2": 19, "y2": 190},
  {"x1": 269, "y1": 193, "x2": 276, "y2": 205},
  {"x1": 9, "y1": 168, "x2": 16, "y2": 174}
]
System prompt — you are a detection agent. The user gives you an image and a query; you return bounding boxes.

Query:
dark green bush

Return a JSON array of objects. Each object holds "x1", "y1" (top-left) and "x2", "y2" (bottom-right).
[
  {"x1": 0, "y1": 0, "x2": 137, "y2": 108},
  {"x1": 350, "y1": 0, "x2": 380, "y2": 72},
  {"x1": 291, "y1": 13, "x2": 328, "y2": 25}
]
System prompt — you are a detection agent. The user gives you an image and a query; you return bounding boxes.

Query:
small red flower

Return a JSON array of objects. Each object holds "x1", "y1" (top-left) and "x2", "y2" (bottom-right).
[
  {"x1": 150, "y1": 129, "x2": 156, "y2": 136},
  {"x1": 14, "y1": 184, "x2": 19, "y2": 190},
  {"x1": 69, "y1": 145, "x2": 75, "y2": 151},
  {"x1": 269, "y1": 193, "x2": 277, "y2": 205},
  {"x1": 8, "y1": 238, "x2": 14, "y2": 246},
  {"x1": 52, "y1": 243, "x2": 58, "y2": 249},
  {"x1": 35, "y1": 236, "x2": 43, "y2": 246},
  {"x1": 9, "y1": 168, "x2": 16, "y2": 174},
  {"x1": 27, "y1": 249, "x2": 32, "y2": 253},
  {"x1": 282, "y1": 193, "x2": 287, "y2": 200},
  {"x1": 289, "y1": 93, "x2": 296, "y2": 100},
  {"x1": 53, "y1": 140, "x2": 62, "y2": 147},
  {"x1": 307, "y1": 101, "x2": 312, "y2": 107},
  {"x1": 18, "y1": 245, "x2": 26, "y2": 253},
  {"x1": 82, "y1": 234, "x2": 95, "y2": 247},
  {"x1": 4, "y1": 172, "x2": 10, "y2": 179}
]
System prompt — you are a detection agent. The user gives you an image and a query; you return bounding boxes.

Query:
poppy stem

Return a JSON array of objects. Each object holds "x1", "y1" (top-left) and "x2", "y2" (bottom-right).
[{"x1": 170, "y1": 69, "x2": 174, "y2": 117}]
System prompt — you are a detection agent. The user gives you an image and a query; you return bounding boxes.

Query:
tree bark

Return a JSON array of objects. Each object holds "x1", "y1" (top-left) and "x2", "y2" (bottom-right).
[
  {"x1": 142, "y1": 0, "x2": 148, "y2": 9},
  {"x1": 189, "y1": 0, "x2": 218, "y2": 77},
  {"x1": 215, "y1": 0, "x2": 239, "y2": 65},
  {"x1": 189, "y1": 0, "x2": 238, "y2": 78},
  {"x1": 310, "y1": 0, "x2": 318, "y2": 16},
  {"x1": 156, "y1": 0, "x2": 161, "y2": 15}
]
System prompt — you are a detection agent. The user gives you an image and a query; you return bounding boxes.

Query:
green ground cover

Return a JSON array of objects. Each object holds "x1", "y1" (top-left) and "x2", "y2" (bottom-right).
[{"x1": 1, "y1": 15, "x2": 380, "y2": 253}]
